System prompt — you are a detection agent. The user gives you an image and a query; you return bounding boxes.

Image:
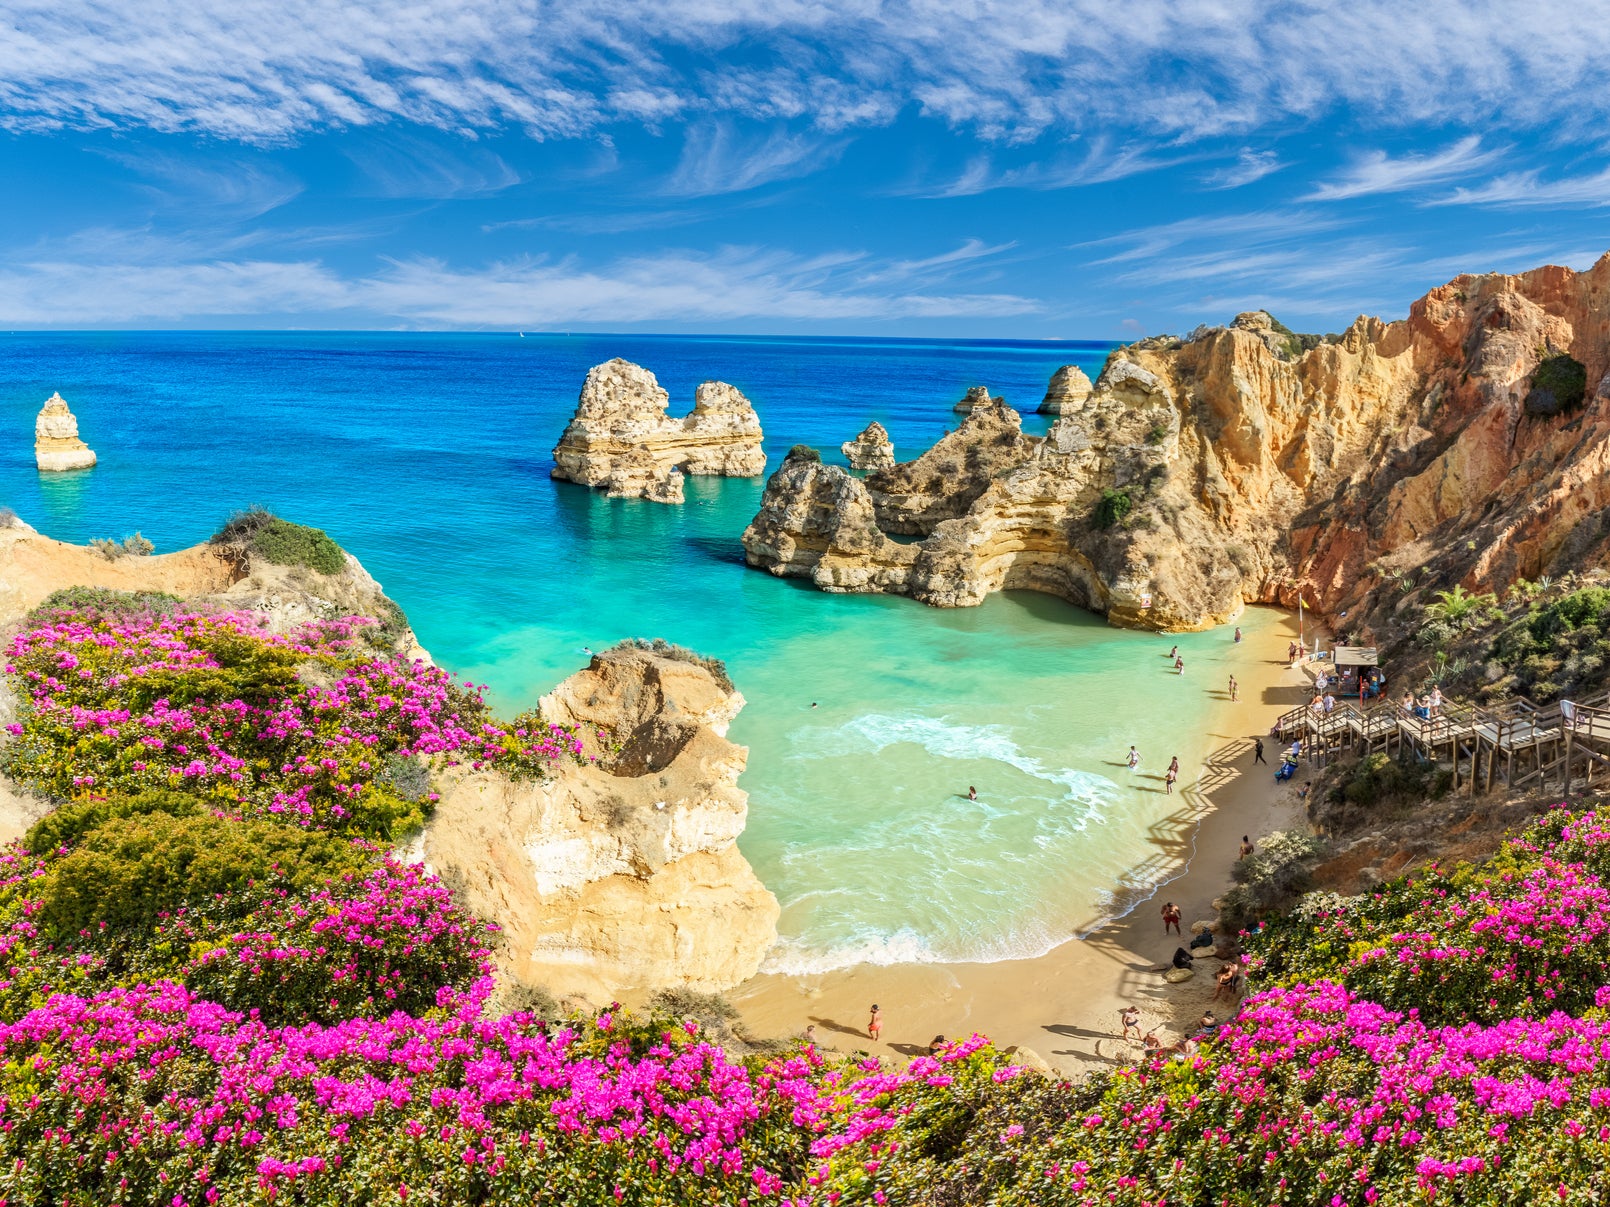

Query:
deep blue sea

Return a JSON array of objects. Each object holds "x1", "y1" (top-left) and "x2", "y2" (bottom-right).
[{"x1": 0, "y1": 331, "x2": 1259, "y2": 970}]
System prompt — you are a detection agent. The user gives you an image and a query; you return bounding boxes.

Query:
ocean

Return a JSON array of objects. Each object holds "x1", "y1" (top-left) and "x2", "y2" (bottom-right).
[{"x1": 0, "y1": 330, "x2": 1258, "y2": 972}]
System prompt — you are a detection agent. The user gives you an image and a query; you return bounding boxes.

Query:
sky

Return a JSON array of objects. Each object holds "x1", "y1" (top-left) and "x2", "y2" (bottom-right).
[{"x1": 1, "y1": 0, "x2": 1609, "y2": 338}]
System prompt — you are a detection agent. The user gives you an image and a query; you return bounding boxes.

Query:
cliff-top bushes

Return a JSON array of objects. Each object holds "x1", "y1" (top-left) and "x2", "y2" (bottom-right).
[
  {"x1": 23, "y1": 584, "x2": 183, "y2": 626},
  {"x1": 614, "y1": 636, "x2": 734, "y2": 692},
  {"x1": 213, "y1": 505, "x2": 347, "y2": 574},
  {"x1": 1526, "y1": 352, "x2": 1589, "y2": 416}
]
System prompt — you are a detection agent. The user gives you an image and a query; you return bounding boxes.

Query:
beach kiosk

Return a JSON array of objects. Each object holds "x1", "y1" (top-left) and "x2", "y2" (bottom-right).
[{"x1": 1333, "y1": 645, "x2": 1381, "y2": 698}]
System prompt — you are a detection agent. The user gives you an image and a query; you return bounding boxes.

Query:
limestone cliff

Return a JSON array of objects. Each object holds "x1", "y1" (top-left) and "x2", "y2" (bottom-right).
[
  {"x1": 551, "y1": 359, "x2": 766, "y2": 503},
  {"x1": 841, "y1": 421, "x2": 896, "y2": 470},
  {"x1": 417, "y1": 645, "x2": 779, "y2": 999},
  {"x1": 1037, "y1": 365, "x2": 1093, "y2": 414},
  {"x1": 953, "y1": 385, "x2": 999, "y2": 414},
  {"x1": 34, "y1": 392, "x2": 96, "y2": 472},
  {"x1": 743, "y1": 254, "x2": 1610, "y2": 631}
]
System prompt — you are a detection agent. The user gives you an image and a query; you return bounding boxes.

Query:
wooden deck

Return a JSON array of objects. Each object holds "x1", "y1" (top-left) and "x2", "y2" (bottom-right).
[{"x1": 1273, "y1": 689, "x2": 1610, "y2": 796}]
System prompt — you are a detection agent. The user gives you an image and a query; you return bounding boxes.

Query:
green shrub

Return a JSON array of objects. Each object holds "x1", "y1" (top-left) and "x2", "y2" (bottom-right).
[
  {"x1": 24, "y1": 789, "x2": 204, "y2": 855},
  {"x1": 33, "y1": 812, "x2": 370, "y2": 939},
  {"x1": 1341, "y1": 751, "x2": 1423, "y2": 806},
  {"x1": 1525, "y1": 352, "x2": 1588, "y2": 416},
  {"x1": 647, "y1": 987, "x2": 738, "y2": 1031},
  {"x1": 213, "y1": 507, "x2": 346, "y2": 574},
  {"x1": 1221, "y1": 830, "x2": 1325, "y2": 931},
  {"x1": 1094, "y1": 488, "x2": 1131, "y2": 529},
  {"x1": 87, "y1": 532, "x2": 154, "y2": 560},
  {"x1": 23, "y1": 586, "x2": 183, "y2": 627},
  {"x1": 613, "y1": 637, "x2": 734, "y2": 692}
]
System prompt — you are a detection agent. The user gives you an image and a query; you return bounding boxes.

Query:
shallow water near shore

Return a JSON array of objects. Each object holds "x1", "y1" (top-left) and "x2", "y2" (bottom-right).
[{"x1": 0, "y1": 330, "x2": 1265, "y2": 969}]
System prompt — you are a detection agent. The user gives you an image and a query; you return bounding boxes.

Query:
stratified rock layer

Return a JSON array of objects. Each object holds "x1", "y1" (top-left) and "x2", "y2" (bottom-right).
[
  {"x1": 418, "y1": 646, "x2": 779, "y2": 998},
  {"x1": 1037, "y1": 365, "x2": 1093, "y2": 414},
  {"x1": 551, "y1": 359, "x2": 765, "y2": 503},
  {"x1": 841, "y1": 421, "x2": 896, "y2": 470},
  {"x1": 743, "y1": 255, "x2": 1610, "y2": 631},
  {"x1": 953, "y1": 385, "x2": 998, "y2": 414},
  {"x1": 34, "y1": 393, "x2": 96, "y2": 472}
]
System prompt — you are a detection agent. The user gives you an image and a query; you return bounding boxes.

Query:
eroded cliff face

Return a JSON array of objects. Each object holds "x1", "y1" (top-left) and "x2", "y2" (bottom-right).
[
  {"x1": 744, "y1": 255, "x2": 1610, "y2": 631},
  {"x1": 551, "y1": 359, "x2": 766, "y2": 503},
  {"x1": 418, "y1": 646, "x2": 779, "y2": 999}
]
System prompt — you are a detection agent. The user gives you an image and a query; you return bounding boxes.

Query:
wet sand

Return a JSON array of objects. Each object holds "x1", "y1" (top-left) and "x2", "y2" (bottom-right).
[{"x1": 730, "y1": 606, "x2": 1317, "y2": 1075}]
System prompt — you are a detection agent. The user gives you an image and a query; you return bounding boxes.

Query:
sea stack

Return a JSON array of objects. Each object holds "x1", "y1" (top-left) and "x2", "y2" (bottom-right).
[
  {"x1": 841, "y1": 421, "x2": 896, "y2": 470},
  {"x1": 34, "y1": 392, "x2": 96, "y2": 472},
  {"x1": 551, "y1": 358, "x2": 766, "y2": 504},
  {"x1": 953, "y1": 385, "x2": 999, "y2": 414},
  {"x1": 1038, "y1": 365, "x2": 1093, "y2": 414}
]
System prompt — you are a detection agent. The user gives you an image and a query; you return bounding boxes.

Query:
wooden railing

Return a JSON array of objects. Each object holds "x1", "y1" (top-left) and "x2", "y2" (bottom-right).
[{"x1": 1270, "y1": 681, "x2": 1610, "y2": 797}]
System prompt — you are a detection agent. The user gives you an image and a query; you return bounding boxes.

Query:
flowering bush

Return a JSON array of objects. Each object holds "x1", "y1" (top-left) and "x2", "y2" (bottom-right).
[
  {"x1": 2, "y1": 609, "x2": 585, "y2": 837},
  {"x1": 0, "y1": 990, "x2": 830, "y2": 1206},
  {"x1": 16, "y1": 605, "x2": 1610, "y2": 1202},
  {"x1": 1250, "y1": 809, "x2": 1610, "y2": 1024}
]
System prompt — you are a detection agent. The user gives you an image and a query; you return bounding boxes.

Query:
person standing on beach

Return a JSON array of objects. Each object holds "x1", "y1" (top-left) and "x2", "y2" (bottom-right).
[
  {"x1": 1228, "y1": 675, "x2": 1238, "y2": 702},
  {"x1": 1127, "y1": 745, "x2": 1141, "y2": 771},
  {"x1": 1253, "y1": 737, "x2": 1266, "y2": 764},
  {"x1": 868, "y1": 1005, "x2": 883, "y2": 1041},
  {"x1": 1164, "y1": 766, "x2": 1178, "y2": 793},
  {"x1": 1161, "y1": 901, "x2": 1181, "y2": 935},
  {"x1": 1119, "y1": 1005, "x2": 1140, "y2": 1040}
]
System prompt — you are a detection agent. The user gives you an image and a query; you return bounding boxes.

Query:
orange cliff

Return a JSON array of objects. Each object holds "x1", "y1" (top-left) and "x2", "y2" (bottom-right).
[{"x1": 744, "y1": 255, "x2": 1610, "y2": 633}]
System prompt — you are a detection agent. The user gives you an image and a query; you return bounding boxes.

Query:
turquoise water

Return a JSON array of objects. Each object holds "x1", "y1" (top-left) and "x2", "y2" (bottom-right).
[{"x1": 0, "y1": 332, "x2": 1255, "y2": 969}]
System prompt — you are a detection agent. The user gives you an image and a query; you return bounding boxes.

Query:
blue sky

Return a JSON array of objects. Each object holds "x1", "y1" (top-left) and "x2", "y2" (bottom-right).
[{"x1": 1, "y1": 0, "x2": 1608, "y2": 337}]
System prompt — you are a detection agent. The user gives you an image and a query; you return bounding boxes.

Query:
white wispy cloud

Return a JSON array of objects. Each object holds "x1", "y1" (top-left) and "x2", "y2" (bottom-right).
[
  {"x1": 344, "y1": 136, "x2": 523, "y2": 199},
  {"x1": 662, "y1": 123, "x2": 844, "y2": 197},
  {"x1": 99, "y1": 150, "x2": 304, "y2": 217},
  {"x1": 1434, "y1": 165, "x2": 1610, "y2": 208},
  {"x1": 1202, "y1": 149, "x2": 1285, "y2": 190},
  {"x1": 1303, "y1": 136, "x2": 1501, "y2": 201},
  {"x1": 0, "y1": 237, "x2": 1039, "y2": 326},
  {"x1": 4, "y1": 2, "x2": 1610, "y2": 145},
  {"x1": 920, "y1": 140, "x2": 1192, "y2": 198}
]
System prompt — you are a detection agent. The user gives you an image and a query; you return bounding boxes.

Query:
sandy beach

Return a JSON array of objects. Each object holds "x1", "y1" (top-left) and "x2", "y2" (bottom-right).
[{"x1": 730, "y1": 605, "x2": 1316, "y2": 1075}]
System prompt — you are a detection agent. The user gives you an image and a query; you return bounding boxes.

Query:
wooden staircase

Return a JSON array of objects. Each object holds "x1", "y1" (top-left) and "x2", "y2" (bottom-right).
[{"x1": 1271, "y1": 688, "x2": 1610, "y2": 797}]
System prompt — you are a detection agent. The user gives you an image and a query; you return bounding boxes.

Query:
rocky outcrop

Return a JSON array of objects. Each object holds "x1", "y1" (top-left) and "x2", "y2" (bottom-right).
[
  {"x1": 34, "y1": 392, "x2": 96, "y2": 472},
  {"x1": 742, "y1": 254, "x2": 1610, "y2": 632},
  {"x1": 865, "y1": 399, "x2": 1033, "y2": 535},
  {"x1": 1037, "y1": 365, "x2": 1092, "y2": 414},
  {"x1": 417, "y1": 645, "x2": 779, "y2": 999},
  {"x1": 551, "y1": 359, "x2": 766, "y2": 503},
  {"x1": 0, "y1": 513, "x2": 428, "y2": 661},
  {"x1": 953, "y1": 385, "x2": 999, "y2": 414},
  {"x1": 841, "y1": 421, "x2": 896, "y2": 470}
]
